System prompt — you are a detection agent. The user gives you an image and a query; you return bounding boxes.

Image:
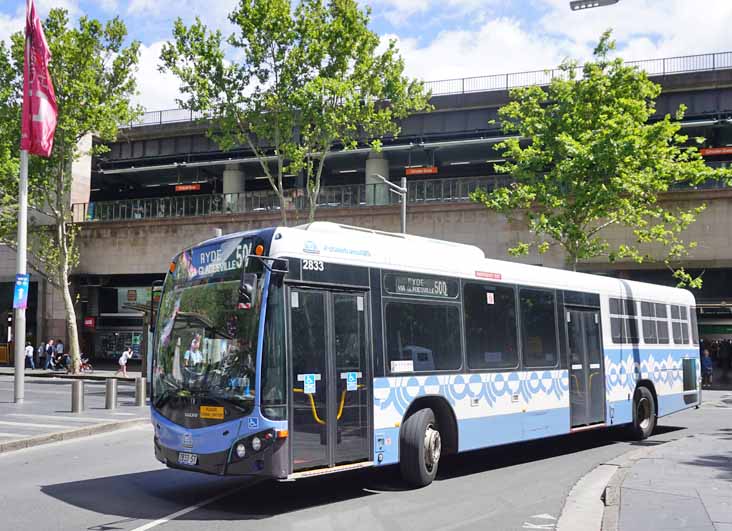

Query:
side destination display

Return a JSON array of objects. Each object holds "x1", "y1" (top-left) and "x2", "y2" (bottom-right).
[{"x1": 383, "y1": 272, "x2": 459, "y2": 299}]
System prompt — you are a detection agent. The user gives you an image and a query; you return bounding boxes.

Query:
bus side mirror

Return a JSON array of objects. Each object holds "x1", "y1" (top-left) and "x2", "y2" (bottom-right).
[{"x1": 238, "y1": 273, "x2": 258, "y2": 310}]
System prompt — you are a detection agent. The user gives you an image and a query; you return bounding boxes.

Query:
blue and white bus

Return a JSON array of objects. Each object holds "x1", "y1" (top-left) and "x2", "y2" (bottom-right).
[{"x1": 151, "y1": 222, "x2": 701, "y2": 486}]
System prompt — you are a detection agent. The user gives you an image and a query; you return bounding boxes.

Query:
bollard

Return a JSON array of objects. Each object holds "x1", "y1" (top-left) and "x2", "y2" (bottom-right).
[
  {"x1": 135, "y1": 377, "x2": 146, "y2": 407},
  {"x1": 105, "y1": 378, "x2": 117, "y2": 409},
  {"x1": 71, "y1": 380, "x2": 84, "y2": 413}
]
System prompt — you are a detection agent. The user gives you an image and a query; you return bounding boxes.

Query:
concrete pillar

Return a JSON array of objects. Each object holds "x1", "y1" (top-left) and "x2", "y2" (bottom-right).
[
  {"x1": 365, "y1": 152, "x2": 390, "y2": 205},
  {"x1": 223, "y1": 164, "x2": 245, "y2": 213}
]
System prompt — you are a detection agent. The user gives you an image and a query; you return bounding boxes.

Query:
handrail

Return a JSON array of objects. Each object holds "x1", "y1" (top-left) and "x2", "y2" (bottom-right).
[
  {"x1": 71, "y1": 175, "x2": 510, "y2": 223},
  {"x1": 128, "y1": 50, "x2": 732, "y2": 127}
]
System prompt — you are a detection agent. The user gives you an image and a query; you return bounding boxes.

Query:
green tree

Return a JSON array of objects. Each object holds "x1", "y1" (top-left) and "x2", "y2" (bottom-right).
[
  {"x1": 0, "y1": 41, "x2": 21, "y2": 218},
  {"x1": 161, "y1": 0, "x2": 430, "y2": 224},
  {"x1": 0, "y1": 10, "x2": 140, "y2": 372},
  {"x1": 473, "y1": 31, "x2": 728, "y2": 287}
]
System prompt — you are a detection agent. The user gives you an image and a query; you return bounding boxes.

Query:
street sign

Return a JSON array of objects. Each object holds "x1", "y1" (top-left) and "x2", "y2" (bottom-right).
[{"x1": 12, "y1": 274, "x2": 30, "y2": 310}]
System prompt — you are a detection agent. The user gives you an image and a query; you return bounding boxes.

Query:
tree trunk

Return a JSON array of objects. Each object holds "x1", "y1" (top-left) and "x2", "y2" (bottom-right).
[
  {"x1": 57, "y1": 211, "x2": 81, "y2": 374},
  {"x1": 308, "y1": 193, "x2": 317, "y2": 223},
  {"x1": 60, "y1": 264, "x2": 81, "y2": 374}
]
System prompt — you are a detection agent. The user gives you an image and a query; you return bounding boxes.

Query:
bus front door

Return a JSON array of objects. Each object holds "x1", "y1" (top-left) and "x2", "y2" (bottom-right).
[
  {"x1": 567, "y1": 309, "x2": 606, "y2": 427},
  {"x1": 288, "y1": 287, "x2": 371, "y2": 472}
]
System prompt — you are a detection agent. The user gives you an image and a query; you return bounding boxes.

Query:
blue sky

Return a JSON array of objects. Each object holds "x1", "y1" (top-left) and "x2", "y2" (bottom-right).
[{"x1": 1, "y1": 0, "x2": 731, "y2": 111}]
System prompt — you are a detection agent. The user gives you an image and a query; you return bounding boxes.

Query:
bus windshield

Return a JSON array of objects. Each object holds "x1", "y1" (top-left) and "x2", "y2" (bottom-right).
[{"x1": 152, "y1": 235, "x2": 266, "y2": 424}]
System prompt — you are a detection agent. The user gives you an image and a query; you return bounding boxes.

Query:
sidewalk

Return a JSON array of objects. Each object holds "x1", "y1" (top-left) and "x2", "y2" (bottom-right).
[
  {"x1": 617, "y1": 392, "x2": 732, "y2": 531},
  {"x1": 0, "y1": 374, "x2": 149, "y2": 454}
]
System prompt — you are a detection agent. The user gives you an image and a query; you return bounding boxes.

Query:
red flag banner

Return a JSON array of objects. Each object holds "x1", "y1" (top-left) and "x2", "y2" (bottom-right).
[{"x1": 20, "y1": 0, "x2": 57, "y2": 158}]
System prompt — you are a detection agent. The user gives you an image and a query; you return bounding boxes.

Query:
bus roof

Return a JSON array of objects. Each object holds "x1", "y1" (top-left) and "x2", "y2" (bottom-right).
[
  {"x1": 187, "y1": 222, "x2": 694, "y2": 306},
  {"x1": 272, "y1": 222, "x2": 696, "y2": 306}
]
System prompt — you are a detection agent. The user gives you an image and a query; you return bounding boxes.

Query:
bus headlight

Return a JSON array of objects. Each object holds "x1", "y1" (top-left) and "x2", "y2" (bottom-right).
[
  {"x1": 235, "y1": 443, "x2": 246, "y2": 459},
  {"x1": 251, "y1": 436, "x2": 262, "y2": 452}
]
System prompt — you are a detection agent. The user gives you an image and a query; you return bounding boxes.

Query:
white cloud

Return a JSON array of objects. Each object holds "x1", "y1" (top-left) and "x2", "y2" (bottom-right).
[
  {"x1": 539, "y1": 0, "x2": 732, "y2": 60},
  {"x1": 384, "y1": 0, "x2": 732, "y2": 87},
  {"x1": 0, "y1": 12, "x2": 23, "y2": 45},
  {"x1": 371, "y1": 0, "x2": 499, "y2": 26},
  {"x1": 388, "y1": 17, "x2": 569, "y2": 84},
  {"x1": 35, "y1": 0, "x2": 80, "y2": 16},
  {"x1": 98, "y1": 0, "x2": 118, "y2": 12},
  {"x1": 112, "y1": 0, "x2": 732, "y2": 110},
  {"x1": 127, "y1": 0, "x2": 157, "y2": 15},
  {"x1": 132, "y1": 41, "x2": 183, "y2": 111}
]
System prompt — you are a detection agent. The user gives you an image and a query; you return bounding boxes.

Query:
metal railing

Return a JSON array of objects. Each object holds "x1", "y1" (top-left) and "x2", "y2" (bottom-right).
[
  {"x1": 72, "y1": 176, "x2": 507, "y2": 223},
  {"x1": 130, "y1": 51, "x2": 732, "y2": 127}
]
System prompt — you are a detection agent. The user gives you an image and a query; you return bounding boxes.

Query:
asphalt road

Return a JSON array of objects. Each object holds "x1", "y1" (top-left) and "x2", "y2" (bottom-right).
[{"x1": 0, "y1": 394, "x2": 729, "y2": 531}]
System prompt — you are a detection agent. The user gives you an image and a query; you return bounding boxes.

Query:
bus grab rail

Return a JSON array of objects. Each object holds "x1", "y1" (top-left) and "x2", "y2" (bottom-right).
[{"x1": 293, "y1": 385, "x2": 364, "y2": 425}]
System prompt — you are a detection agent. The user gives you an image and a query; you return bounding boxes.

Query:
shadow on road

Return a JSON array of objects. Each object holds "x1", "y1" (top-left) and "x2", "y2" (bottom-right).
[{"x1": 40, "y1": 423, "x2": 688, "y2": 523}]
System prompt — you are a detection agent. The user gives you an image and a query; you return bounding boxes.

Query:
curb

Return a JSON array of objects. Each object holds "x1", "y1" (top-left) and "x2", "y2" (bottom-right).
[
  {"x1": 0, "y1": 370, "x2": 140, "y2": 382},
  {"x1": 599, "y1": 447, "x2": 651, "y2": 531},
  {"x1": 557, "y1": 440, "x2": 689, "y2": 531},
  {"x1": 0, "y1": 417, "x2": 149, "y2": 455}
]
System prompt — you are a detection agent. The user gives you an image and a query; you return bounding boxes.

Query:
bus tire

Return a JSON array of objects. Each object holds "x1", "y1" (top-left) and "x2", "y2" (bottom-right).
[
  {"x1": 629, "y1": 386, "x2": 656, "y2": 440},
  {"x1": 400, "y1": 408, "x2": 440, "y2": 488}
]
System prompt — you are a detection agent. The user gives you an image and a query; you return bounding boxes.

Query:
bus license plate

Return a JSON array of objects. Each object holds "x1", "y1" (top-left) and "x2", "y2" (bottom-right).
[{"x1": 178, "y1": 452, "x2": 198, "y2": 466}]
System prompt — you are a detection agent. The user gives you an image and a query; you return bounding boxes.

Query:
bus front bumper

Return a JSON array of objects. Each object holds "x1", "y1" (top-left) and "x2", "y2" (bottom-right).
[{"x1": 154, "y1": 430, "x2": 286, "y2": 477}]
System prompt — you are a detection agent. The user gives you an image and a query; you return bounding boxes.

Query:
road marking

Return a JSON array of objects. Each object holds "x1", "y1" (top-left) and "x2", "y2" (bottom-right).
[
  {"x1": 129, "y1": 485, "x2": 247, "y2": 531},
  {"x1": 7, "y1": 413, "x2": 142, "y2": 423},
  {"x1": 0, "y1": 420, "x2": 71, "y2": 429}
]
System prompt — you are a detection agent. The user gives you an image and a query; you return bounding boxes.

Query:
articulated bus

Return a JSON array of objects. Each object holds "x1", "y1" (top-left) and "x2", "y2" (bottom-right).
[{"x1": 151, "y1": 222, "x2": 701, "y2": 487}]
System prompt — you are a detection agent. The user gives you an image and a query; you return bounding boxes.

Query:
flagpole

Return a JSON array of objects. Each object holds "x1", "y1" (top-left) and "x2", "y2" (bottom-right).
[
  {"x1": 14, "y1": 149, "x2": 28, "y2": 403},
  {"x1": 14, "y1": 21, "x2": 31, "y2": 404}
]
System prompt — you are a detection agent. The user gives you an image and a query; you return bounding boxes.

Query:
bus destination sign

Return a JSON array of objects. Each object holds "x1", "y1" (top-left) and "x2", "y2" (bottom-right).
[
  {"x1": 176, "y1": 236, "x2": 259, "y2": 283},
  {"x1": 384, "y1": 273, "x2": 458, "y2": 299}
]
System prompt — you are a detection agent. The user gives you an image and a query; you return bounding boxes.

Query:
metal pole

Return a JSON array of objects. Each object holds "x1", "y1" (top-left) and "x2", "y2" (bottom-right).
[
  {"x1": 135, "y1": 377, "x2": 146, "y2": 407},
  {"x1": 105, "y1": 378, "x2": 117, "y2": 409},
  {"x1": 71, "y1": 380, "x2": 84, "y2": 413},
  {"x1": 401, "y1": 177, "x2": 407, "y2": 234},
  {"x1": 14, "y1": 150, "x2": 29, "y2": 404}
]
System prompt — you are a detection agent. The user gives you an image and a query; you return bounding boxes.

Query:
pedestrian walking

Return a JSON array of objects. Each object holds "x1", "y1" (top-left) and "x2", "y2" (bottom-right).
[
  {"x1": 702, "y1": 349, "x2": 713, "y2": 388},
  {"x1": 116, "y1": 346, "x2": 132, "y2": 377},
  {"x1": 25, "y1": 342, "x2": 35, "y2": 369},
  {"x1": 44, "y1": 339, "x2": 55, "y2": 370}
]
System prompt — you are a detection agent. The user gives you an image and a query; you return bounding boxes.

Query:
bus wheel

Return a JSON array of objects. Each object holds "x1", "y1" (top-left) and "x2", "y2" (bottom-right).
[
  {"x1": 400, "y1": 408, "x2": 440, "y2": 487},
  {"x1": 629, "y1": 386, "x2": 656, "y2": 440}
]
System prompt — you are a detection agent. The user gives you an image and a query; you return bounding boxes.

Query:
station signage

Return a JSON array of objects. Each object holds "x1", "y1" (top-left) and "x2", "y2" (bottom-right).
[
  {"x1": 405, "y1": 166, "x2": 438, "y2": 176},
  {"x1": 700, "y1": 147, "x2": 732, "y2": 156},
  {"x1": 174, "y1": 183, "x2": 201, "y2": 192}
]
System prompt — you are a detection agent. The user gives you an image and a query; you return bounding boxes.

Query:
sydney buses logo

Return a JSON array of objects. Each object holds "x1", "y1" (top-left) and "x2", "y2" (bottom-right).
[
  {"x1": 182, "y1": 433, "x2": 193, "y2": 449},
  {"x1": 303, "y1": 241, "x2": 320, "y2": 254}
]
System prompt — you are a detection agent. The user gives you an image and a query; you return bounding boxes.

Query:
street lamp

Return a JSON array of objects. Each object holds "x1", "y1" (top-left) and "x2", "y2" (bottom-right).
[
  {"x1": 569, "y1": 0, "x2": 619, "y2": 10},
  {"x1": 372, "y1": 173, "x2": 407, "y2": 234}
]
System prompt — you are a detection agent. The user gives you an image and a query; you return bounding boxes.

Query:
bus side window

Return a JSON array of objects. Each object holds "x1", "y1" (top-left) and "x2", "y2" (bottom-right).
[
  {"x1": 519, "y1": 288, "x2": 558, "y2": 368},
  {"x1": 463, "y1": 282, "x2": 518, "y2": 370},
  {"x1": 384, "y1": 301, "x2": 461, "y2": 373}
]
